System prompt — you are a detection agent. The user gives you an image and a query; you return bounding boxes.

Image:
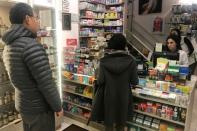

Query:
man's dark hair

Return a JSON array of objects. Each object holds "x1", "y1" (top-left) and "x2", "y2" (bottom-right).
[
  {"x1": 9, "y1": 3, "x2": 33, "y2": 24},
  {"x1": 107, "y1": 34, "x2": 127, "y2": 50}
]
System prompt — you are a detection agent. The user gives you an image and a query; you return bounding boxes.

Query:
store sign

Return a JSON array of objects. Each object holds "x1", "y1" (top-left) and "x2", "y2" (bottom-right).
[{"x1": 66, "y1": 39, "x2": 77, "y2": 46}]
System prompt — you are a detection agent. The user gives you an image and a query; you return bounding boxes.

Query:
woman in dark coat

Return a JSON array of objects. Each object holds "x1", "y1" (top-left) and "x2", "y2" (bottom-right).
[{"x1": 90, "y1": 34, "x2": 138, "y2": 131}]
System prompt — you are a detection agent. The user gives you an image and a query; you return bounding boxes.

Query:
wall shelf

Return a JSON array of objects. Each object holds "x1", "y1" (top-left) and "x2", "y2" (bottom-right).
[
  {"x1": 64, "y1": 100, "x2": 92, "y2": 111},
  {"x1": 133, "y1": 110, "x2": 185, "y2": 126},
  {"x1": 133, "y1": 93, "x2": 187, "y2": 109},
  {"x1": 106, "y1": 3, "x2": 124, "y2": 6},
  {"x1": 63, "y1": 89, "x2": 92, "y2": 99},
  {"x1": 63, "y1": 78, "x2": 93, "y2": 87},
  {"x1": 127, "y1": 121, "x2": 158, "y2": 131}
]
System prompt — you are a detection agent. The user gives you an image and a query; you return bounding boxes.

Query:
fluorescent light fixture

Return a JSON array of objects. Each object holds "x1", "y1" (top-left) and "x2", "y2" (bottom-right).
[{"x1": 54, "y1": 0, "x2": 63, "y2": 99}]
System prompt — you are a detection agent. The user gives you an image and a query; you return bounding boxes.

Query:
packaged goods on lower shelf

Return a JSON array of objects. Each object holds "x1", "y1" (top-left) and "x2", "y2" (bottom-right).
[
  {"x1": 134, "y1": 101, "x2": 186, "y2": 123},
  {"x1": 103, "y1": 19, "x2": 123, "y2": 26},
  {"x1": 63, "y1": 103, "x2": 91, "y2": 119},
  {"x1": 64, "y1": 84, "x2": 93, "y2": 98},
  {"x1": 132, "y1": 88, "x2": 189, "y2": 107},
  {"x1": 63, "y1": 93, "x2": 92, "y2": 109},
  {"x1": 131, "y1": 113, "x2": 184, "y2": 131},
  {"x1": 106, "y1": 0, "x2": 123, "y2": 5}
]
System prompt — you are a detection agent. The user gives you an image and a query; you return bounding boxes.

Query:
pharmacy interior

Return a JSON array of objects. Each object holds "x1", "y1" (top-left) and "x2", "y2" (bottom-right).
[{"x1": 0, "y1": 0, "x2": 197, "y2": 131}]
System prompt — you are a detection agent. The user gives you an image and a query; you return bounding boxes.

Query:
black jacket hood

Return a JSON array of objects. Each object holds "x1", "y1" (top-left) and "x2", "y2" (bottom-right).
[
  {"x1": 2, "y1": 24, "x2": 36, "y2": 45},
  {"x1": 101, "y1": 51, "x2": 134, "y2": 74}
]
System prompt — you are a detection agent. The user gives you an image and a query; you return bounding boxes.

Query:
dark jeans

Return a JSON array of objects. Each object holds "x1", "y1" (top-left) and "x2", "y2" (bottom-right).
[{"x1": 21, "y1": 111, "x2": 55, "y2": 131}]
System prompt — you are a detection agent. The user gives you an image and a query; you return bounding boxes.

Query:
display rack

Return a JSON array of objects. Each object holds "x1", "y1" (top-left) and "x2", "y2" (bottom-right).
[
  {"x1": 62, "y1": 0, "x2": 125, "y2": 128},
  {"x1": 0, "y1": 1, "x2": 23, "y2": 130},
  {"x1": 127, "y1": 76, "x2": 196, "y2": 131},
  {"x1": 168, "y1": 4, "x2": 197, "y2": 35}
]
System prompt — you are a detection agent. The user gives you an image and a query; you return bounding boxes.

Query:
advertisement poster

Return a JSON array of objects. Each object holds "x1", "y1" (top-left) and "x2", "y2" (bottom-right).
[{"x1": 66, "y1": 39, "x2": 77, "y2": 46}]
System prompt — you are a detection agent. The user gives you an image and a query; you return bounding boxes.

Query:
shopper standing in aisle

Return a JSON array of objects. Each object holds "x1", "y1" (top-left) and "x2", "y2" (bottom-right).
[
  {"x1": 90, "y1": 34, "x2": 138, "y2": 131},
  {"x1": 2, "y1": 3, "x2": 62, "y2": 131}
]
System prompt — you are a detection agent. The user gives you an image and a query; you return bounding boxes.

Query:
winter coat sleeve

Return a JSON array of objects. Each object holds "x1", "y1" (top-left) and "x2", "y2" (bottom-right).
[
  {"x1": 130, "y1": 60, "x2": 138, "y2": 85},
  {"x1": 23, "y1": 41, "x2": 62, "y2": 112},
  {"x1": 97, "y1": 65, "x2": 105, "y2": 85}
]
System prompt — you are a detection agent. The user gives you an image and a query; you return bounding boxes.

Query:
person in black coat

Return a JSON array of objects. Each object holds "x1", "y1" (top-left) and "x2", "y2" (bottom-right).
[
  {"x1": 2, "y1": 3, "x2": 62, "y2": 131},
  {"x1": 90, "y1": 34, "x2": 138, "y2": 131}
]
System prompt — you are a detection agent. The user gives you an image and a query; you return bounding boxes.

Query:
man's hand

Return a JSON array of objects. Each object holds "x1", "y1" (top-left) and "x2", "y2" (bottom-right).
[{"x1": 56, "y1": 108, "x2": 63, "y2": 117}]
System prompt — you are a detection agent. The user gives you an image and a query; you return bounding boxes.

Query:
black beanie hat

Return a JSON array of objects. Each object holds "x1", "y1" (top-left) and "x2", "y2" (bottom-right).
[{"x1": 107, "y1": 34, "x2": 127, "y2": 50}]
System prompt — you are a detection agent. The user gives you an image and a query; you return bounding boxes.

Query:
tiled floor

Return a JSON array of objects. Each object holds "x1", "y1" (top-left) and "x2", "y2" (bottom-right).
[{"x1": 57, "y1": 117, "x2": 100, "y2": 131}]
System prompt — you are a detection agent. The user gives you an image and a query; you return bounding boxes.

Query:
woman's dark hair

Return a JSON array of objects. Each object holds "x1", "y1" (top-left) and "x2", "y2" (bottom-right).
[
  {"x1": 170, "y1": 28, "x2": 194, "y2": 56},
  {"x1": 166, "y1": 35, "x2": 182, "y2": 52},
  {"x1": 9, "y1": 3, "x2": 33, "y2": 24},
  {"x1": 107, "y1": 34, "x2": 127, "y2": 50}
]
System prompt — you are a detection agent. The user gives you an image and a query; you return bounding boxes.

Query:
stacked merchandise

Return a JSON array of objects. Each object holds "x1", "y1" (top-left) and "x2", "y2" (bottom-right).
[
  {"x1": 79, "y1": 0, "x2": 124, "y2": 47},
  {"x1": 0, "y1": 17, "x2": 21, "y2": 129},
  {"x1": 169, "y1": 4, "x2": 197, "y2": 35},
  {"x1": 129, "y1": 57, "x2": 195, "y2": 131},
  {"x1": 131, "y1": 113, "x2": 183, "y2": 131},
  {"x1": 62, "y1": 47, "x2": 94, "y2": 119},
  {"x1": 63, "y1": 0, "x2": 124, "y2": 122}
]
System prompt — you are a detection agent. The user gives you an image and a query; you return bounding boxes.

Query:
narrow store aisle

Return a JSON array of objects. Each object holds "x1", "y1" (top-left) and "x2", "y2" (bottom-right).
[
  {"x1": 190, "y1": 88, "x2": 197, "y2": 131},
  {"x1": 57, "y1": 117, "x2": 100, "y2": 131}
]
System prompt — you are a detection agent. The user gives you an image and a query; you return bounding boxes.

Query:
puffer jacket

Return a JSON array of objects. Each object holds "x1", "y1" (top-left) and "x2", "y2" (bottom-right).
[{"x1": 2, "y1": 24, "x2": 62, "y2": 115}]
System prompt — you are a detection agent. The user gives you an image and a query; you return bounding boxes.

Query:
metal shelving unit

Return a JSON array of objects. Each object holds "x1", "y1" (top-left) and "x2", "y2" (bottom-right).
[
  {"x1": 63, "y1": 89, "x2": 92, "y2": 99},
  {"x1": 133, "y1": 110, "x2": 185, "y2": 126}
]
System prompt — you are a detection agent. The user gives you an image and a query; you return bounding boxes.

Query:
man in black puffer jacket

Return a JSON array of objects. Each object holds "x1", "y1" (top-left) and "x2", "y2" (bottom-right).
[{"x1": 2, "y1": 3, "x2": 62, "y2": 131}]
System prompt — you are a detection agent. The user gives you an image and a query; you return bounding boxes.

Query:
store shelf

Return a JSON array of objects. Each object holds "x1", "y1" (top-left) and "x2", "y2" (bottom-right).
[
  {"x1": 104, "y1": 25, "x2": 123, "y2": 27},
  {"x1": 0, "y1": 119, "x2": 22, "y2": 130},
  {"x1": 104, "y1": 18, "x2": 122, "y2": 20},
  {"x1": 80, "y1": 17, "x2": 104, "y2": 20},
  {"x1": 127, "y1": 121, "x2": 158, "y2": 131},
  {"x1": 63, "y1": 89, "x2": 92, "y2": 99},
  {"x1": 80, "y1": 25, "x2": 103, "y2": 27},
  {"x1": 79, "y1": 36, "x2": 97, "y2": 38},
  {"x1": 64, "y1": 111, "x2": 87, "y2": 120},
  {"x1": 80, "y1": 9, "x2": 106, "y2": 13},
  {"x1": 133, "y1": 93, "x2": 187, "y2": 109},
  {"x1": 105, "y1": 10, "x2": 123, "y2": 13},
  {"x1": 64, "y1": 100, "x2": 92, "y2": 111},
  {"x1": 106, "y1": 3, "x2": 124, "y2": 6},
  {"x1": 103, "y1": 32, "x2": 122, "y2": 34},
  {"x1": 133, "y1": 110, "x2": 185, "y2": 126},
  {"x1": 63, "y1": 78, "x2": 93, "y2": 87},
  {"x1": 80, "y1": 0, "x2": 105, "y2": 5},
  {"x1": 0, "y1": 81, "x2": 10, "y2": 86}
]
